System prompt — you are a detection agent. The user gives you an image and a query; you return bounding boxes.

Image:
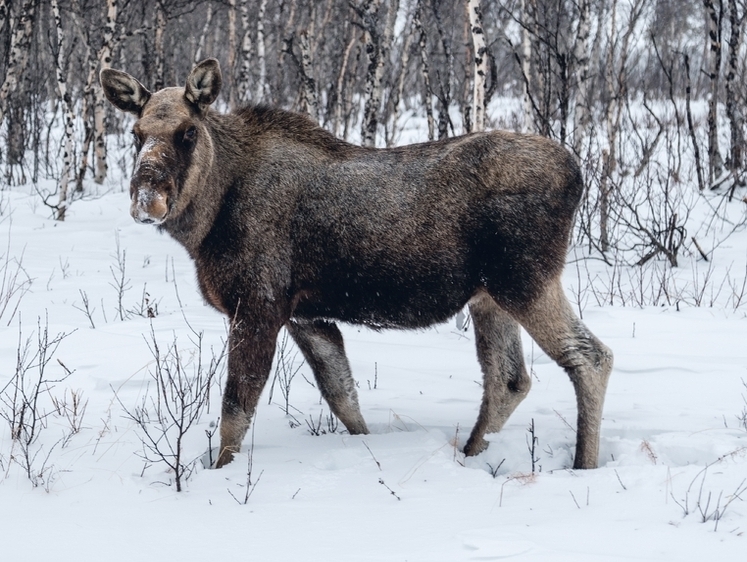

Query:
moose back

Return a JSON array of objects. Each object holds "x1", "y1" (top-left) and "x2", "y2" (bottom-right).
[{"x1": 101, "y1": 59, "x2": 612, "y2": 470}]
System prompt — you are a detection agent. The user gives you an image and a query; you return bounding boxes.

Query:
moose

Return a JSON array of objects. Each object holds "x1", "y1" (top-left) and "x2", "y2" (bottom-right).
[{"x1": 100, "y1": 59, "x2": 612, "y2": 470}]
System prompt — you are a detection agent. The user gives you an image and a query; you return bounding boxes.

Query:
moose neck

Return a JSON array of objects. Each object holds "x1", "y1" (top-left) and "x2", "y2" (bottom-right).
[{"x1": 157, "y1": 111, "x2": 247, "y2": 257}]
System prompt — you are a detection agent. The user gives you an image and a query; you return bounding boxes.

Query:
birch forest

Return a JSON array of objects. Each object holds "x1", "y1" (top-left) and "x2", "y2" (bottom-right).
[{"x1": 1, "y1": 0, "x2": 746, "y2": 277}]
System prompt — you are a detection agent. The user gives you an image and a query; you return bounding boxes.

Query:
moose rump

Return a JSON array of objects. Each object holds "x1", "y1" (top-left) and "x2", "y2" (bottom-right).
[{"x1": 100, "y1": 58, "x2": 613, "y2": 472}]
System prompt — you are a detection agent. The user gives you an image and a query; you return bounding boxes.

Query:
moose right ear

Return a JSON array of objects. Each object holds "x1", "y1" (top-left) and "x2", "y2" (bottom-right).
[
  {"x1": 185, "y1": 58, "x2": 222, "y2": 113},
  {"x1": 99, "y1": 69, "x2": 151, "y2": 115}
]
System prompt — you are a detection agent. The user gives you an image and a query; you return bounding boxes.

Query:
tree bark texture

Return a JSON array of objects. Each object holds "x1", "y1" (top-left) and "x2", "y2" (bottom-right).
[{"x1": 467, "y1": 0, "x2": 487, "y2": 132}]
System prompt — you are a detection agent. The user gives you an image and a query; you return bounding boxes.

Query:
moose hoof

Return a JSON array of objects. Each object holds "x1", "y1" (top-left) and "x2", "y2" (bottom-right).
[
  {"x1": 463, "y1": 436, "x2": 489, "y2": 457},
  {"x1": 215, "y1": 448, "x2": 237, "y2": 469}
]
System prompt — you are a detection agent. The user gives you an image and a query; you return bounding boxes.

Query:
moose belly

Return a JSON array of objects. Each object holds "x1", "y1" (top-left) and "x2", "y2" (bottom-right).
[{"x1": 292, "y1": 262, "x2": 475, "y2": 330}]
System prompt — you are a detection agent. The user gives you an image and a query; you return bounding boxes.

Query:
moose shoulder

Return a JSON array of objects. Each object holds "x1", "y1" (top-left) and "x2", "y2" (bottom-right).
[{"x1": 101, "y1": 59, "x2": 612, "y2": 470}]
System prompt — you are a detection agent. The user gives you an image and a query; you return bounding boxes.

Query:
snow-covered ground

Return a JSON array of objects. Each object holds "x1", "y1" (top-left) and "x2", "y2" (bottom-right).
[{"x1": 1, "y1": 164, "x2": 746, "y2": 561}]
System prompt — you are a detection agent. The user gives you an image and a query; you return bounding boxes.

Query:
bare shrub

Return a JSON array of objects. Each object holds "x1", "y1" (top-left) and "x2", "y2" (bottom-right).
[
  {"x1": 671, "y1": 448, "x2": 747, "y2": 531},
  {"x1": 0, "y1": 314, "x2": 73, "y2": 488},
  {"x1": 1, "y1": 234, "x2": 32, "y2": 326},
  {"x1": 115, "y1": 325, "x2": 226, "y2": 491},
  {"x1": 267, "y1": 328, "x2": 304, "y2": 418}
]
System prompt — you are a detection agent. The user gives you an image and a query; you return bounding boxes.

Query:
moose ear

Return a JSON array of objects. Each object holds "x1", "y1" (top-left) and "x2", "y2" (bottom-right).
[
  {"x1": 185, "y1": 58, "x2": 222, "y2": 113},
  {"x1": 99, "y1": 69, "x2": 151, "y2": 115}
]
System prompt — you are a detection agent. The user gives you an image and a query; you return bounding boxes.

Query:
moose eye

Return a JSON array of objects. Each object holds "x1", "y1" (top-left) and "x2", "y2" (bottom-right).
[{"x1": 183, "y1": 126, "x2": 197, "y2": 143}]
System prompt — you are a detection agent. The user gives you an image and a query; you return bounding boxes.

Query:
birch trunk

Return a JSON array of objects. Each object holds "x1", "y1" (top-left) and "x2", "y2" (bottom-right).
[
  {"x1": 468, "y1": 0, "x2": 487, "y2": 132},
  {"x1": 236, "y1": 0, "x2": 252, "y2": 102},
  {"x1": 92, "y1": 0, "x2": 118, "y2": 185},
  {"x1": 154, "y1": 1, "x2": 166, "y2": 91},
  {"x1": 52, "y1": 0, "x2": 76, "y2": 221},
  {"x1": 572, "y1": 0, "x2": 591, "y2": 155},
  {"x1": 725, "y1": 0, "x2": 745, "y2": 181},
  {"x1": 335, "y1": 29, "x2": 358, "y2": 138},
  {"x1": 195, "y1": 2, "x2": 214, "y2": 64},
  {"x1": 299, "y1": 31, "x2": 319, "y2": 120},
  {"x1": 432, "y1": 0, "x2": 452, "y2": 139},
  {"x1": 359, "y1": 0, "x2": 382, "y2": 147},
  {"x1": 256, "y1": 0, "x2": 269, "y2": 102},
  {"x1": 225, "y1": 0, "x2": 237, "y2": 108},
  {"x1": 0, "y1": 0, "x2": 9, "y2": 36},
  {"x1": 519, "y1": 0, "x2": 532, "y2": 132},
  {"x1": 275, "y1": 0, "x2": 298, "y2": 105},
  {"x1": 414, "y1": 0, "x2": 434, "y2": 140},
  {"x1": 600, "y1": 0, "x2": 618, "y2": 253},
  {"x1": 0, "y1": 0, "x2": 36, "y2": 129},
  {"x1": 390, "y1": 12, "x2": 415, "y2": 144},
  {"x1": 704, "y1": 0, "x2": 724, "y2": 184}
]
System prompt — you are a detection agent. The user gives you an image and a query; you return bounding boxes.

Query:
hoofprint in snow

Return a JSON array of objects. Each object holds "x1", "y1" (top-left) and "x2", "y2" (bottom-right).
[{"x1": 1, "y1": 176, "x2": 746, "y2": 561}]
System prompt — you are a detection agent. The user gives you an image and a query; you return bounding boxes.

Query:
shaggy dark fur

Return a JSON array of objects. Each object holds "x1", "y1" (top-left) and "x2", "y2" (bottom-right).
[{"x1": 101, "y1": 59, "x2": 612, "y2": 470}]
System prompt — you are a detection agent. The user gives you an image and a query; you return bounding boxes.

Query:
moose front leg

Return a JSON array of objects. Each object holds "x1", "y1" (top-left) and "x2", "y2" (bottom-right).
[{"x1": 216, "y1": 317, "x2": 282, "y2": 468}]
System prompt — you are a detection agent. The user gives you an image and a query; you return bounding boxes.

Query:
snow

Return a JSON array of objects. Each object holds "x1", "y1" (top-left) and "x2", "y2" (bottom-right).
[{"x1": 1, "y1": 168, "x2": 746, "y2": 560}]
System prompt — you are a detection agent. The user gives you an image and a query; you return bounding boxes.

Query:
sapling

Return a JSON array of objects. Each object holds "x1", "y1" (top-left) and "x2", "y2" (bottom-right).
[
  {"x1": 108, "y1": 232, "x2": 131, "y2": 321},
  {"x1": 116, "y1": 324, "x2": 226, "y2": 491},
  {"x1": 0, "y1": 314, "x2": 73, "y2": 488}
]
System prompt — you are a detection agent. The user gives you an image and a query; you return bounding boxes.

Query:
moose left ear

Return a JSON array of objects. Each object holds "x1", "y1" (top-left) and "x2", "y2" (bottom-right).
[
  {"x1": 185, "y1": 58, "x2": 222, "y2": 113},
  {"x1": 100, "y1": 68, "x2": 151, "y2": 115}
]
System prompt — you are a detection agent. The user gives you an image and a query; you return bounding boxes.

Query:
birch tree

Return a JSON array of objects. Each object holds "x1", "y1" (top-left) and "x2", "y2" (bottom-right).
[
  {"x1": 51, "y1": 0, "x2": 76, "y2": 221},
  {"x1": 0, "y1": 0, "x2": 37, "y2": 129},
  {"x1": 236, "y1": 0, "x2": 252, "y2": 102},
  {"x1": 468, "y1": 0, "x2": 487, "y2": 132},
  {"x1": 724, "y1": 0, "x2": 744, "y2": 189},
  {"x1": 92, "y1": 0, "x2": 118, "y2": 185},
  {"x1": 356, "y1": 0, "x2": 382, "y2": 147},
  {"x1": 519, "y1": 0, "x2": 533, "y2": 132},
  {"x1": 227, "y1": 0, "x2": 238, "y2": 109},
  {"x1": 703, "y1": 0, "x2": 725, "y2": 184},
  {"x1": 414, "y1": 0, "x2": 435, "y2": 140},
  {"x1": 195, "y1": 2, "x2": 214, "y2": 64},
  {"x1": 0, "y1": 0, "x2": 10, "y2": 37},
  {"x1": 256, "y1": 0, "x2": 269, "y2": 102},
  {"x1": 571, "y1": 0, "x2": 591, "y2": 155},
  {"x1": 154, "y1": 1, "x2": 167, "y2": 91}
]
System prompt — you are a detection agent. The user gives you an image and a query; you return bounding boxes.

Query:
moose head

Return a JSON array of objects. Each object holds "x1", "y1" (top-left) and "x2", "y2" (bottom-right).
[{"x1": 100, "y1": 59, "x2": 222, "y2": 226}]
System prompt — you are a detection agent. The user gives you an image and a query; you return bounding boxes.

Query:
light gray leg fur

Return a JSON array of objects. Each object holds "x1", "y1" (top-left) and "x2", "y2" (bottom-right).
[
  {"x1": 510, "y1": 278, "x2": 613, "y2": 469},
  {"x1": 464, "y1": 292, "x2": 532, "y2": 457},
  {"x1": 287, "y1": 319, "x2": 369, "y2": 434}
]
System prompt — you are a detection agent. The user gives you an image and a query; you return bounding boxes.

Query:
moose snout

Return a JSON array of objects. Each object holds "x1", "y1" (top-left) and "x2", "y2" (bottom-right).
[{"x1": 130, "y1": 185, "x2": 169, "y2": 225}]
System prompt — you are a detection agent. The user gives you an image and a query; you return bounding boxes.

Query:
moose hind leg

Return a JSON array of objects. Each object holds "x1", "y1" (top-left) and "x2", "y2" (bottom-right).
[
  {"x1": 511, "y1": 278, "x2": 613, "y2": 469},
  {"x1": 463, "y1": 292, "x2": 531, "y2": 457},
  {"x1": 287, "y1": 319, "x2": 369, "y2": 435}
]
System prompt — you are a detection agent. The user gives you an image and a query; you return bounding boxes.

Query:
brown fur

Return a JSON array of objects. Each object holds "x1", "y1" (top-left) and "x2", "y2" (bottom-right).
[{"x1": 100, "y1": 59, "x2": 613, "y2": 470}]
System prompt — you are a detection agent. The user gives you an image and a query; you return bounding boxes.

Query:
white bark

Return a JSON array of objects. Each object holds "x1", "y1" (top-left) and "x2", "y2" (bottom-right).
[
  {"x1": 572, "y1": 0, "x2": 591, "y2": 154},
  {"x1": 52, "y1": 0, "x2": 76, "y2": 221},
  {"x1": 0, "y1": 0, "x2": 36, "y2": 129},
  {"x1": 195, "y1": 2, "x2": 214, "y2": 64},
  {"x1": 359, "y1": 0, "x2": 399, "y2": 147},
  {"x1": 0, "y1": 0, "x2": 10, "y2": 36},
  {"x1": 414, "y1": 0, "x2": 434, "y2": 140},
  {"x1": 335, "y1": 30, "x2": 358, "y2": 138},
  {"x1": 704, "y1": 0, "x2": 724, "y2": 183},
  {"x1": 237, "y1": 0, "x2": 252, "y2": 102},
  {"x1": 154, "y1": 1, "x2": 166, "y2": 91},
  {"x1": 520, "y1": 0, "x2": 532, "y2": 132},
  {"x1": 93, "y1": 0, "x2": 118, "y2": 185},
  {"x1": 227, "y1": 0, "x2": 237, "y2": 108},
  {"x1": 468, "y1": 0, "x2": 487, "y2": 132},
  {"x1": 390, "y1": 11, "x2": 415, "y2": 145},
  {"x1": 256, "y1": 0, "x2": 269, "y2": 102},
  {"x1": 299, "y1": 31, "x2": 318, "y2": 120}
]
